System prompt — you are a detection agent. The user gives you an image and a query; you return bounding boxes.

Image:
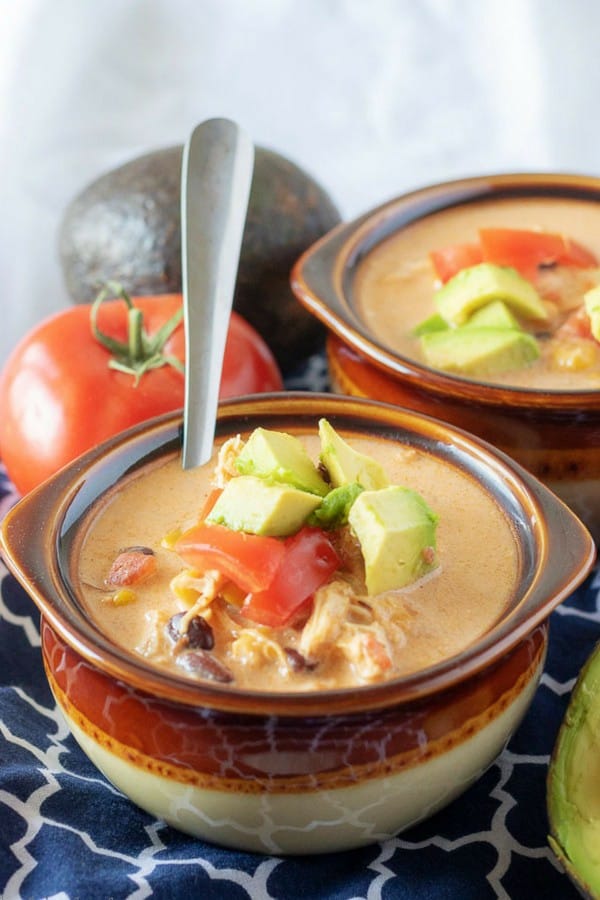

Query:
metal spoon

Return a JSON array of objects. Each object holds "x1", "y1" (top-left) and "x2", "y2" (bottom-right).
[{"x1": 181, "y1": 118, "x2": 254, "y2": 469}]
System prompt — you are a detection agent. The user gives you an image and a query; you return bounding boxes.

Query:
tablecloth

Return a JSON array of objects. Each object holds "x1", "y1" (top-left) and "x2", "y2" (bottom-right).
[{"x1": 1, "y1": 354, "x2": 598, "y2": 899}]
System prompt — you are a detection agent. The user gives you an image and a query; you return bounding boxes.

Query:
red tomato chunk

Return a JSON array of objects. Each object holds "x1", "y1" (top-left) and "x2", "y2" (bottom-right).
[
  {"x1": 175, "y1": 523, "x2": 285, "y2": 594},
  {"x1": 242, "y1": 527, "x2": 341, "y2": 628}
]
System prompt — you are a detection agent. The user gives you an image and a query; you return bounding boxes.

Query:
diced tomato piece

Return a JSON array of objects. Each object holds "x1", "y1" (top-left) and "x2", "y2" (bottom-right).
[
  {"x1": 556, "y1": 306, "x2": 594, "y2": 341},
  {"x1": 479, "y1": 228, "x2": 598, "y2": 281},
  {"x1": 242, "y1": 527, "x2": 341, "y2": 628},
  {"x1": 429, "y1": 242, "x2": 483, "y2": 283},
  {"x1": 106, "y1": 548, "x2": 156, "y2": 586},
  {"x1": 174, "y1": 523, "x2": 285, "y2": 593}
]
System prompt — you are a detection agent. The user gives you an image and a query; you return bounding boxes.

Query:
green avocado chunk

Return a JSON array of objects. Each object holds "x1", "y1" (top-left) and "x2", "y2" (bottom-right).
[
  {"x1": 347, "y1": 486, "x2": 438, "y2": 594},
  {"x1": 206, "y1": 475, "x2": 321, "y2": 536},
  {"x1": 435, "y1": 263, "x2": 548, "y2": 325},
  {"x1": 584, "y1": 285, "x2": 600, "y2": 341},
  {"x1": 309, "y1": 482, "x2": 364, "y2": 529},
  {"x1": 420, "y1": 327, "x2": 539, "y2": 377},
  {"x1": 411, "y1": 312, "x2": 449, "y2": 336},
  {"x1": 464, "y1": 299, "x2": 522, "y2": 330},
  {"x1": 548, "y1": 640, "x2": 600, "y2": 899},
  {"x1": 236, "y1": 427, "x2": 329, "y2": 496},
  {"x1": 318, "y1": 418, "x2": 388, "y2": 490}
]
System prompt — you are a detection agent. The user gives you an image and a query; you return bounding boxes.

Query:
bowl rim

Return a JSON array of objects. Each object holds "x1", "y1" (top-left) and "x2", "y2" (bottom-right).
[
  {"x1": 1, "y1": 393, "x2": 595, "y2": 716},
  {"x1": 291, "y1": 171, "x2": 600, "y2": 411}
]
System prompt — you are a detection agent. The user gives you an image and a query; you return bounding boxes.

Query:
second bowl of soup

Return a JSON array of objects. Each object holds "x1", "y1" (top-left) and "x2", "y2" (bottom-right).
[{"x1": 291, "y1": 173, "x2": 600, "y2": 542}]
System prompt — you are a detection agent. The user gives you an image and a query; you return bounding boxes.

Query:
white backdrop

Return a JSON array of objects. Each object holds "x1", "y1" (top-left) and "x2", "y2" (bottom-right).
[{"x1": 1, "y1": 0, "x2": 599, "y2": 364}]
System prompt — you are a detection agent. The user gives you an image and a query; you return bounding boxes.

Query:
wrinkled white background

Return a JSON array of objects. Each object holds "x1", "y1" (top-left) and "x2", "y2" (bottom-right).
[{"x1": 1, "y1": 0, "x2": 599, "y2": 364}]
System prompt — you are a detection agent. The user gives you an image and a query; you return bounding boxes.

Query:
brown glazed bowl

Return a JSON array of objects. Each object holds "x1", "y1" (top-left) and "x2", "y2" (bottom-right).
[
  {"x1": 0, "y1": 394, "x2": 595, "y2": 855},
  {"x1": 291, "y1": 173, "x2": 600, "y2": 544}
]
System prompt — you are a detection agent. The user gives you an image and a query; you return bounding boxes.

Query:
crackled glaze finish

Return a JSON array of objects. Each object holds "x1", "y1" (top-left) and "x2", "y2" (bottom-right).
[{"x1": 43, "y1": 621, "x2": 546, "y2": 853}]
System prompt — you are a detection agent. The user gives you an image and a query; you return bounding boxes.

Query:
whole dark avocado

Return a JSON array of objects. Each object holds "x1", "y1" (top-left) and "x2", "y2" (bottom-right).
[
  {"x1": 547, "y1": 639, "x2": 600, "y2": 899},
  {"x1": 58, "y1": 145, "x2": 341, "y2": 371}
]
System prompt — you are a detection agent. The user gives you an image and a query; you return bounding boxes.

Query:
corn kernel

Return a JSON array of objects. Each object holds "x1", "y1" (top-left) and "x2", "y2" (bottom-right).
[
  {"x1": 109, "y1": 588, "x2": 137, "y2": 606},
  {"x1": 161, "y1": 528, "x2": 182, "y2": 549},
  {"x1": 550, "y1": 339, "x2": 600, "y2": 372}
]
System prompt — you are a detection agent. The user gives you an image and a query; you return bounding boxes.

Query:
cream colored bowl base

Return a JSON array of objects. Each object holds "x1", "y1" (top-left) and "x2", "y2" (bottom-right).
[{"x1": 58, "y1": 663, "x2": 541, "y2": 856}]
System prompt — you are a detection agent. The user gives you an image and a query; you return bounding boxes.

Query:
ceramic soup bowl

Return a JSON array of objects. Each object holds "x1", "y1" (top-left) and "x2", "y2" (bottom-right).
[
  {"x1": 291, "y1": 173, "x2": 600, "y2": 544},
  {"x1": 0, "y1": 394, "x2": 594, "y2": 855}
]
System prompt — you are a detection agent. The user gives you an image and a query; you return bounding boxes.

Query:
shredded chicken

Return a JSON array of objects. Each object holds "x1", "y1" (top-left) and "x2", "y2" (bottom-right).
[
  {"x1": 336, "y1": 625, "x2": 393, "y2": 681},
  {"x1": 298, "y1": 579, "x2": 353, "y2": 657},
  {"x1": 135, "y1": 609, "x2": 170, "y2": 658},
  {"x1": 298, "y1": 581, "x2": 403, "y2": 682},
  {"x1": 370, "y1": 593, "x2": 410, "y2": 650},
  {"x1": 230, "y1": 627, "x2": 290, "y2": 675},
  {"x1": 213, "y1": 435, "x2": 246, "y2": 487},
  {"x1": 169, "y1": 567, "x2": 226, "y2": 629}
]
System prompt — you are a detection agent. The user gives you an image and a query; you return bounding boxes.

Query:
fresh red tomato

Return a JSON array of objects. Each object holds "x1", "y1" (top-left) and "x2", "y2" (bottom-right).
[
  {"x1": 175, "y1": 522, "x2": 285, "y2": 593},
  {"x1": 0, "y1": 288, "x2": 283, "y2": 494},
  {"x1": 479, "y1": 228, "x2": 598, "y2": 281},
  {"x1": 242, "y1": 526, "x2": 340, "y2": 627},
  {"x1": 429, "y1": 242, "x2": 483, "y2": 283}
]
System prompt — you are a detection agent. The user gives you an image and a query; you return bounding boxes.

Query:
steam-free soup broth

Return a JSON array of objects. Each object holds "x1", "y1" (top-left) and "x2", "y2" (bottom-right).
[{"x1": 77, "y1": 431, "x2": 519, "y2": 691}]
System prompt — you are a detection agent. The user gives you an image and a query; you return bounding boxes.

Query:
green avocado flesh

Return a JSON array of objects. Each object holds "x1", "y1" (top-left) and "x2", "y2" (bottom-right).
[
  {"x1": 215, "y1": 420, "x2": 439, "y2": 594},
  {"x1": 420, "y1": 327, "x2": 539, "y2": 377},
  {"x1": 548, "y1": 640, "x2": 600, "y2": 898},
  {"x1": 434, "y1": 262, "x2": 548, "y2": 325}
]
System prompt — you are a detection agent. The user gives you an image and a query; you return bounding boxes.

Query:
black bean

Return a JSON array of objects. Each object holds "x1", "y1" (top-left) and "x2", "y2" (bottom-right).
[
  {"x1": 284, "y1": 647, "x2": 318, "y2": 672},
  {"x1": 165, "y1": 613, "x2": 214, "y2": 649},
  {"x1": 186, "y1": 616, "x2": 214, "y2": 650},
  {"x1": 176, "y1": 650, "x2": 233, "y2": 683}
]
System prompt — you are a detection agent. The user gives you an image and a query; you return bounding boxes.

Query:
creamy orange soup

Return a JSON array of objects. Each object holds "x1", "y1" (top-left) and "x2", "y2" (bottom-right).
[
  {"x1": 355, "y1": 196, "x2": 600, "y2": 389},
  {"x1": 76, "y1": 430, "x2": 520, "y2": 692}
]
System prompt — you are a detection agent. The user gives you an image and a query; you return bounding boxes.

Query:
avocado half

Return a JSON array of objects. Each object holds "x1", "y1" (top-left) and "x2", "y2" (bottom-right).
[
  {"x1": 548, "y1": 640, "x2": 600, "y2": 899},
  {"x1": 58, "y1": 145, "x2": 341, "y2": 372}
]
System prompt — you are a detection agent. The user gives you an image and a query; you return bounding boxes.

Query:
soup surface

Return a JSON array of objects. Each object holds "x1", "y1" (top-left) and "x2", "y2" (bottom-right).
[
  {"x1": 355, "y1": 196, "x2": 600, "y2": 389},
  {"x1": 77, "y1": 430, "x2": 519, "y2": 691}
]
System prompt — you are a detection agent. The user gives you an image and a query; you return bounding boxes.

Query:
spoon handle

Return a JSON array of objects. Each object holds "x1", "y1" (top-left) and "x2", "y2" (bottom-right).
[{"x1": 181, "y1": 118, "x2": 254, "y2": 469}]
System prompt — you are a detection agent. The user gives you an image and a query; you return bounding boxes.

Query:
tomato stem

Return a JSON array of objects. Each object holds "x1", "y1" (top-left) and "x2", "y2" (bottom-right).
[{"x1": 90, "y1": 282, "x2": 184, "y2": 385}]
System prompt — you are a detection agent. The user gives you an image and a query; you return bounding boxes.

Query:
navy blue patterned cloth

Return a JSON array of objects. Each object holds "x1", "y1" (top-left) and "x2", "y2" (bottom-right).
[{"x1": 0, "y1": 354, "x2": 597, "y2": 899}]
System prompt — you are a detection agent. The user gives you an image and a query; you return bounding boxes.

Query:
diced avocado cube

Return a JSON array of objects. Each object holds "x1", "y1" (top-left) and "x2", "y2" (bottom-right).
[
  {"x1": 235, "y1": 427, "x2": 328, "y2": 496},
  {"x1": 348, "y1": 486, "x2": 438, "y2": 594},
  {"x1": 319, "y1": 418, "x2": 388, "y2": 490},
  {"x1": 309, "y1": 482, "x2": 364, "y2": 529},
  {"x1": 206, "y1": 475, "x2": 321, "y2": 537},
  {"x1": 584, "y1": 285, "x2": 600, "y2": 341},
  {"x1": 435, "y1": 263, "x2": 548, "y2": 325},
  {"x1": 464, "y1": 299, "x2": 522, "y2": 330},
  {"x1": 420, "y1": 327, "x2": 539, "y2": 377},
  {"x1": 411, "y1": 312, "x2": 449, "y2": 336}
]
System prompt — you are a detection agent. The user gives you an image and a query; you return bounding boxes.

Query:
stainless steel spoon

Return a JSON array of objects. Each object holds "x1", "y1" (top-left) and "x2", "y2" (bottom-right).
[{"x1": 181, "y1": 118, "x2": 254, "y2": 469}]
